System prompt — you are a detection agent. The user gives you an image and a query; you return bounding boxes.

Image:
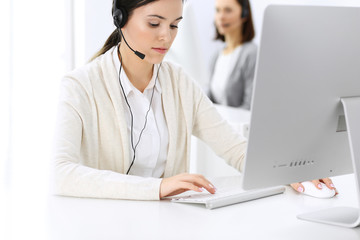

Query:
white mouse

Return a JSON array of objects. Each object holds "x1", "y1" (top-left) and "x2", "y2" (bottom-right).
[{"x1": 300, "y1": 181, "x2": 336, "y2": 198}]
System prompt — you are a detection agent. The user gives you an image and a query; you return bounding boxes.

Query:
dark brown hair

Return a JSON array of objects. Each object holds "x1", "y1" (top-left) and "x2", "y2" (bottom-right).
[{"x1": 214, "y1": 0, "x2": 255, "y2": 43}]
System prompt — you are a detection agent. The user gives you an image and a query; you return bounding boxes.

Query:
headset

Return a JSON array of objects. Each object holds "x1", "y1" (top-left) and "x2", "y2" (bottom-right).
[
  {"x1": 241, "y1": 0, "x2": 250, "y2": 19},
  {"x1": 112, "y1": 0, "x2": 145, "y2": 59},
  {"x1": 112, "y1": 0, "x2": 162, "y2": 175},
  {"x1": 112, "y1": 2, "x2": 128, "y2": 29}
]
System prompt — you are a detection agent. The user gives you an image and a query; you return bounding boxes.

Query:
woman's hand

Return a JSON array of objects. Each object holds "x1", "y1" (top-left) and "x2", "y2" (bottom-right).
[
  {"x1": 160, "y1": 173, "x2": 216, "y2": 198},
  {"x1": 290, "y1": 178, "x2": 338, "y2": 194}
]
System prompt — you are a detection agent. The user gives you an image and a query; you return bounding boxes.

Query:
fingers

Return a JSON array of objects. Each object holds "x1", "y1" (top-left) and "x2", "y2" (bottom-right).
[
  {"x1": 313, "y1": 178, "x2": 338, "y2": 194},
  {"x1": 311, "y1": 179, "x2": 323, "y2": 190},
  {"x1": 321, "y1": 178, "x2": 338, "y2": 195},
  {"x1": 180, "y1": 174, "x2": 216, "y2": 194},
  {"x1": 179, "y1": 182, "x2": 204, "y2": 193},
  {"x1": 291, "y1": 178, "x2": 338, "y2": 195},
  {"x1": 160, "y1": 173, "x2": 217, "y2": 198},
  {"x1": 320, "y1": 178, "x2": 335, "y2": 190},
  {"x1": 290, "y1": 182, "x2": 304, "y2": 193}
]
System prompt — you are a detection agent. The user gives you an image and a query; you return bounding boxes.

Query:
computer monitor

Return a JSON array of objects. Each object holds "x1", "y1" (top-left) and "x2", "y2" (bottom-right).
[{"x1": 242, "y1": 5, "x2": 360, "y2": 228}]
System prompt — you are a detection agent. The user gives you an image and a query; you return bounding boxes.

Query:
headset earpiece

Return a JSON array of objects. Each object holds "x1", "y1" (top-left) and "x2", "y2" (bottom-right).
[
  {"x1": 113, "y1": 5, "x2": 128, "y2": 29},
  {"x1": 241, "y1": 0, "x2": 250, "y2": 19},
  {"x1": 112, "y1": 0, "x2": 145, "y2": 59}
]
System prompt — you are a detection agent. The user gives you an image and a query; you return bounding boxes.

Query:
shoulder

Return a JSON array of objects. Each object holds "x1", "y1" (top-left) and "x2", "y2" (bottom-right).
[
  {"x1": 160, "y1": 61, "x2": 197, "y2": 85},
  {"x1": 159, "y1": 60, "x2": 204, "y2": 96},
  {"x1": 238, "y1": 42, "x2": 257, "y2": 68},
  {"x1": 65, "y1": 50, "x2": 110, "y2": 82},
  {"x1": 210, "y1": 49, "x2": 222, "y2": 66},
  {"x1": 242, "y1": 41, "x2": 258, "y2": 57},
  {"x1": 59, "y1": 60, "x2": 103, "y2": 110},
  {"x1": 159, "y1": 60, "x2": 191, "y2": 85},
  {"x1": 61, "y1": 50, "x2": 111, "y2": 93},
  {"x1": 64, "y1": 62, "x2": 96, "y2": 83},
  {"x1": 212, "y1": 48, "x2": 223, "y2": 59},
  {"x1": 159, "y1": 60, "x2": 182, "y2": 75}
]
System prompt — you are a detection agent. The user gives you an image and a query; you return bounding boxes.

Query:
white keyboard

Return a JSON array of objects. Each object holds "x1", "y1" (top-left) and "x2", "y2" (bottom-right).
[{"x1": 170, "y1": 185, "x2": 285, "y2": 209}]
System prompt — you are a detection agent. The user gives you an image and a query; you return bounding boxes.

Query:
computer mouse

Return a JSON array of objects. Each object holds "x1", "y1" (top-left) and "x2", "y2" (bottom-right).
[{"x1": 300, "y1": 181, "x2": 336, "y2": 198}]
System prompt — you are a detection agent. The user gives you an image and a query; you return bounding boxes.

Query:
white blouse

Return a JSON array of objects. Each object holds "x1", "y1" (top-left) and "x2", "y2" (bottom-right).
[
  {"x1": 112, "y1": 47, "x2": 169, "y2": 178},
  {"x1": 210, "y1": 46, "x2": 242, "y2": 105}
]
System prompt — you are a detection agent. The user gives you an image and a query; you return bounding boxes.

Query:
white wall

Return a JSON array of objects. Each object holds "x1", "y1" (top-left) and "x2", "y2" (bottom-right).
[
  {"x1": 73, "y1": 0, "x2": 113, "y2": 67},
  {"x1": 0, "y1": 0, "x2": 11, "y2": 188},
  {"x1": 0, "y1": 2, "x2": 12, "y2": 238}
]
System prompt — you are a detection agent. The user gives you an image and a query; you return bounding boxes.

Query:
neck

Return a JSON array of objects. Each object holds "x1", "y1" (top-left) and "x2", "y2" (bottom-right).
[
  {"x1": 223, "y1": 27, "x2": 243, "y2": 54},
  {"x1": 119, "y1": 42, "x2": 153, "y2": 93}
]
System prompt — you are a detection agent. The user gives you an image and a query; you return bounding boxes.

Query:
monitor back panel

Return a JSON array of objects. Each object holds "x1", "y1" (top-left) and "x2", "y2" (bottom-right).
[{"x1": 243, "y1": 5, "x2": 360, "y2": 189}]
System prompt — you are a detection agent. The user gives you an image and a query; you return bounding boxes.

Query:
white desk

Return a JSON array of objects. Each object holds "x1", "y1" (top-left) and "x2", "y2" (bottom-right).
[{"x1": 46, "y1": 174, "x2": 360, "y2": 240}]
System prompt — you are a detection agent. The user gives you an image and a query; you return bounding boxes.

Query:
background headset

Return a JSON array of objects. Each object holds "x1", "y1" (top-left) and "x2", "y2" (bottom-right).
[
  {"x1": 112, "y1": 0, "x2": 162, "y2": 175},
  {"x1": 241, "y1": 0, "x2": 250, "y2": 19}
]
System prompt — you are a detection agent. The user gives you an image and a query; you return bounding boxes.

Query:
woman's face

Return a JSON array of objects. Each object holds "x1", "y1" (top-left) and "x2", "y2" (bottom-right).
[
  {"x1": 215, "y1": 0, "x2": 243, "y2": 36},
  {"x1": 122, "y1": 0, "x2": 183, "y2": 64}
]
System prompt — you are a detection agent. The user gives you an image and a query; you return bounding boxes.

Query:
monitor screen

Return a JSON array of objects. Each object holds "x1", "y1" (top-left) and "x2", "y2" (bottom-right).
[{"x1": 242, "y1": 5, "x2": 360, "y2": 190}]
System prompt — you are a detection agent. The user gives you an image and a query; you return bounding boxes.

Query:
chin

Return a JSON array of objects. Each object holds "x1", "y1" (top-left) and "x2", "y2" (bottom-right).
[
  {"x1": 217, "y1": 29, "x2": 227, "y2": 35},
  {"x1": 146, "y1": 55, "x2": 166, "y2": 64},
  {"x1": 223, "y1": 28, "x2": 231, "y2": 33}
]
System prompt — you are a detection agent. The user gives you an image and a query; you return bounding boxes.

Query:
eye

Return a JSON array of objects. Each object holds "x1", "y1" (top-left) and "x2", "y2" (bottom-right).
[
  {"x1": 149, "y1": 23, "x2": 160, "y2": 27},
  {"x1": 225, "y1": 8, "x2": 232, "y2": 13},
  {"x1": 170, "y1": 24, "x2": 178, "y2": 29}
]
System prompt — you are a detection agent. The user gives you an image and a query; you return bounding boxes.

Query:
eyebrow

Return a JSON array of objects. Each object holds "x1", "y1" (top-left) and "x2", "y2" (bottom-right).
[{"x1": 147, "y1": 15, "x2": 183, "y2": 21}]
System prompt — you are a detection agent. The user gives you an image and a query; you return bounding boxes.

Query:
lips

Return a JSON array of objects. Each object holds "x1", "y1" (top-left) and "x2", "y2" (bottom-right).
[
  {"x1": 152, "y1": 48, "x2": 168, "y2": 54},
  {"x1": 221, "y1": 23, "x2": 231, "y2": 28}
]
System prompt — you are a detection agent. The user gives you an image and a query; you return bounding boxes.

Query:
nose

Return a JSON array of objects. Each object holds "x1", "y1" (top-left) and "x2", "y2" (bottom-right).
[
  {"x1": 216, "y1": 10, "x2": 226, "y2": 23},
  {"x1": 158, "y1": 26, "x2": 172, "y2": 42}
]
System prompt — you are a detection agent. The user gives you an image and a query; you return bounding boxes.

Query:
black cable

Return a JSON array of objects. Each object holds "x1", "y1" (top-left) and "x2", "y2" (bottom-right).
[
  {"x1": 117, "y1": 45, "x2": 162, "y2": 175},
  {"x1": 119, "y1": 29, "x2": 136, "y2": 54}
]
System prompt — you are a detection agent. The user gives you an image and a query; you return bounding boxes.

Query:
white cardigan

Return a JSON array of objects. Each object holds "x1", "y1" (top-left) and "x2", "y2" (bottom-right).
[{"x1": 53, "y1": 47, "x2": 247, "y2": 200}]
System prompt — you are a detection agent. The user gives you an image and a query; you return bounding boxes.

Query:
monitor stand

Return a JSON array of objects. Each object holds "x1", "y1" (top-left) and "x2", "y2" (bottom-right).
[{"x1": 297, "y1": 97, "x2": 360, "y2": 228}]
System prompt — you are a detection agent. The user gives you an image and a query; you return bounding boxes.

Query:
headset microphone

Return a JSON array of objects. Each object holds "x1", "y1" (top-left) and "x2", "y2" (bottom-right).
[
  {"x1": 112, "y1": 2, "x2": 146, "y2": 60},
  {"x1": 118, "y1": 29, "x2": 145, "y2": 60}
]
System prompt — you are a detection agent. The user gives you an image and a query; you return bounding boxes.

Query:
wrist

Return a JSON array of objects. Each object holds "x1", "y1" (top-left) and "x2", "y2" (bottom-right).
[{"x1": 159, "y1": 178, "x2": 165, "y2": 199}]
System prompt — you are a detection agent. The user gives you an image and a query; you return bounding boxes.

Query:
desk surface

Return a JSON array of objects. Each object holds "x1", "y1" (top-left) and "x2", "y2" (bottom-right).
[{"x1": 44, "y1": 174, "x2": 360, "y2": 240}]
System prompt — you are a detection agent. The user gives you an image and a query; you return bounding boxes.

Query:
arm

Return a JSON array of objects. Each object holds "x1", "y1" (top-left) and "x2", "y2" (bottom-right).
[
  {"x1": 191, "y1": 81, "x2": 247, "y2": 172},
  {"x1": 53, "y1": 77, "x2": 162, "y2": 200}
]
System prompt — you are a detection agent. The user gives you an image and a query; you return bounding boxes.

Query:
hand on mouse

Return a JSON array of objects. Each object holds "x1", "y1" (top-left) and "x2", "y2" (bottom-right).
[
  {"x1": 290, "y1": 178, "x2": 338, "y2": 195},
  {"x1": 159, "y1": 173, "x2": 216, "y2": 198}
]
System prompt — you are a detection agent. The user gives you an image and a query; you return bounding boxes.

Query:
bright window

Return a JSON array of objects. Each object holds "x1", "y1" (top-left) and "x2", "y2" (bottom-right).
[{"x1": 1, "y1": 0, "x2": 71, "y2": 239}]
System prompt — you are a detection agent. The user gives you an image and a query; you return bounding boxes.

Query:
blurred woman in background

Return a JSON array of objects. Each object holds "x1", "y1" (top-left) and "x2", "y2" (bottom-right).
[{"x1": 209, "y1": 0, "x2": 257, "y2": 110}]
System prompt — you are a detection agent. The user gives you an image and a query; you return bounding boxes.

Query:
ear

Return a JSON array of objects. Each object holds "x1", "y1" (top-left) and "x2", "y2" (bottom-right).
[{"x1": 113, "y1": 7, "x2": 128, "y2": 28}]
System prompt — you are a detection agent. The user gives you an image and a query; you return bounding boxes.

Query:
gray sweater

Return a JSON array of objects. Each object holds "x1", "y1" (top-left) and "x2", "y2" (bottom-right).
[{"x1": 209, "y1": 42, "x2": 257, "y2": 110}]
